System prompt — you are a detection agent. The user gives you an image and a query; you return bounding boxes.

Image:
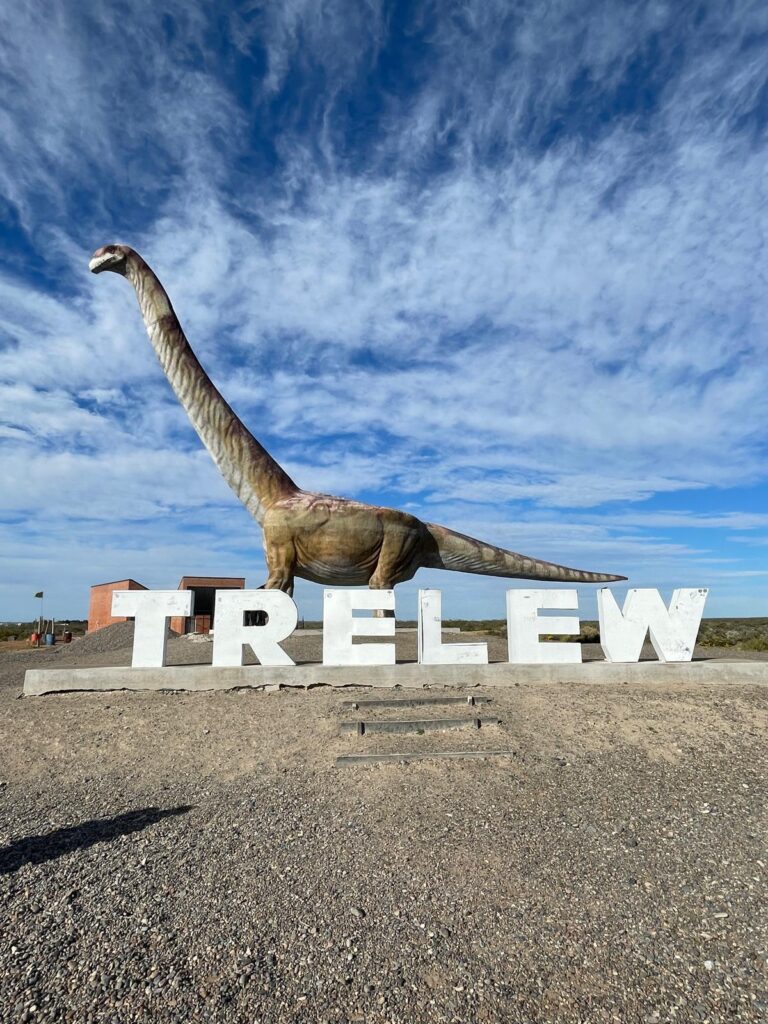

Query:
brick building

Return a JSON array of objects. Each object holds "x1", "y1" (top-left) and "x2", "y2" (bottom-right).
[{"x1": 87, "y1": 579, "x2": 147, "y2": 633}]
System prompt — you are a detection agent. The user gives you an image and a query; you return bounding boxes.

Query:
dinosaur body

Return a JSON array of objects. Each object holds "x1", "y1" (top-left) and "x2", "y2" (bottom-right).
[{"x1": 90, "y1": 244, "x2": 626, "y2": 597}]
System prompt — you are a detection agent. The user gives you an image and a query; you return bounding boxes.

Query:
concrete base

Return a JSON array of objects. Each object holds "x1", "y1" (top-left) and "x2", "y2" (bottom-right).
[{"x1": 22, "y1": 659, "x2": 768, "y2": 696}]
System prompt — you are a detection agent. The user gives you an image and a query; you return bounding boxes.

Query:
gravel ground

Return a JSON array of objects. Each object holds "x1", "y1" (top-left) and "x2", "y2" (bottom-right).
[{"x1": 1, "y1": 633, "x2": 766, "y2": 1024}]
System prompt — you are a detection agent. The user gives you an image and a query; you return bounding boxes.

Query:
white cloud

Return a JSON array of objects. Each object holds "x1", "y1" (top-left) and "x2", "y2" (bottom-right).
[{"x1": 599, "y1": 511, "x2": 768, "y2": 531}]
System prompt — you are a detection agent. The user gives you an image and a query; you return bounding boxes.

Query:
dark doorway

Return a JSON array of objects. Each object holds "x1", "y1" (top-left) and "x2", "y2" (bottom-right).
[{"x1": 189, "y1": 586, "x2": 216, "y2": 619}]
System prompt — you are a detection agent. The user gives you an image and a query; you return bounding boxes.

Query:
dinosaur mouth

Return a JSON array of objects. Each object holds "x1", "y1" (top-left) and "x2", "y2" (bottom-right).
[{"x1": 89, "y1": 252, "x2": 120, "y2": 273}]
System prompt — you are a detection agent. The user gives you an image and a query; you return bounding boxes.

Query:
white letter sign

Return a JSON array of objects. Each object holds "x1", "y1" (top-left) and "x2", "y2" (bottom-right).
[
  {"x1": 322, "y1": 589, "x2": 395, "y2": 666},
  {"x1": 112, "y1": 589, "x2": 192, "y2": 668},
  {"x1": 212, "y1": 590, "x2": 297, "y2": 667},
  {"x1": 418, "y1": 589, "x2": 488, "y2": 664},
  {"x1": 598, "y1": 587, "x2": 707, "y2": 663},
  {"x1": 506, "y1": 589, "x2": 582, "y2": 664}
]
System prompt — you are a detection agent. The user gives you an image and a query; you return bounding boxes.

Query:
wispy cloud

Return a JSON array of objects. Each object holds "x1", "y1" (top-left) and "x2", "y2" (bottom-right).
[{"x1": 0, "y1": 1, "x2": 766, "y2": 619}]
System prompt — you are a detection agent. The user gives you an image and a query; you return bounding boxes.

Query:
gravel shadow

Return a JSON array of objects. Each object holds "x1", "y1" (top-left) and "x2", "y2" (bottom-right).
[{"x1": 0, "y1": 804, "x2": 192, "y2": 875}]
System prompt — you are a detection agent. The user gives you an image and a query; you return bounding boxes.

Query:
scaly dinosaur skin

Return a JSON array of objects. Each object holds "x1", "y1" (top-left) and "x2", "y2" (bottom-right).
[{"x1": 90, "y1": 244, "x2": 626, "y2": 599}]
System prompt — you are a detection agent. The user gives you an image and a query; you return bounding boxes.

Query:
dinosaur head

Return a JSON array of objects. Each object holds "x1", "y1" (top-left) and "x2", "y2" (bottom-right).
[{"x1": 89, "y1": 244, "x2": 133, "y2": 276}]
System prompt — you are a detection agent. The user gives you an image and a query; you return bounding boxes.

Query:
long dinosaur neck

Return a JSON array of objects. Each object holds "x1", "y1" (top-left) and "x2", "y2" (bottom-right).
[{"x1": 126, "y1": 254, "x2": 298, "y2": 524}]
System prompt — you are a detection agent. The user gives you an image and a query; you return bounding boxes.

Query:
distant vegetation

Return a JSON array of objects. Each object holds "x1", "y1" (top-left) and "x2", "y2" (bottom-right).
[
  {"x1": 695, "y1": 618, "x2": 768, "y2": 651},
  {"x1": 392, "y1": 617, "x2": 768, "y2": 650},
  {"x1": 444, "y1": 619, "x2": 508, "y2": 638},
  {"x1": 299, "y1": 616, "x2": 768, "y2": 649},
  {"x1": 453, "y1": 617, "x2": 768, "y2": 650},
  {"x1": 5, "y1": 616, "x2": 757, "y2": 648},
  {"x1": 446, "y1": 619, "x2": 602, "y2": 642},
  {"x1": 0, "y1": 620, "x2": 87, "y2": 642}
]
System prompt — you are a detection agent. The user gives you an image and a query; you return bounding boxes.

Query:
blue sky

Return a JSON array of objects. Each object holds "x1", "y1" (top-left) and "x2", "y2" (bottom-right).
[{"x1": 1, "y1": 0, "x2": 767, "y2": 623}]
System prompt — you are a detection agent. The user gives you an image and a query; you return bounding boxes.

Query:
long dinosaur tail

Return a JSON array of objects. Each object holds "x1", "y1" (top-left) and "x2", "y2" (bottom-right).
[{"x1": 422, "y1": 522, "x2": 626, "y2": 583}]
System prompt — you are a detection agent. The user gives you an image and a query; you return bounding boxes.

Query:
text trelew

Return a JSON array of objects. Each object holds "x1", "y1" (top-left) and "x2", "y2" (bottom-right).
[{"x1": 111, "y1": 587, "x2": 709, "y2": 669}]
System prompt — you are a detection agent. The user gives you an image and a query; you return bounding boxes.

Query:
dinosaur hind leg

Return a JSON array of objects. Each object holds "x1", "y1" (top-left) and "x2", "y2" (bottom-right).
[
  {"x1": 369, "y1": 526, "x2": 420, "y2": 618},
  {"x1": 369, "y1": 579, "x2": 396, "y2": 618}
]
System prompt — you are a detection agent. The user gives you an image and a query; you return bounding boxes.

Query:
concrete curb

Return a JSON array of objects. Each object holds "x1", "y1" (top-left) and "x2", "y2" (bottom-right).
[{"x1": 22, "y1": 659, "x2": 768, "y2": 696}]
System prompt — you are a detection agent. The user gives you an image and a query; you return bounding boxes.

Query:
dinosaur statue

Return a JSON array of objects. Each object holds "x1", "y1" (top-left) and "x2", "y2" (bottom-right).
[{"x1": 89, "y1": 243, "x2": 626, "y2": 603}]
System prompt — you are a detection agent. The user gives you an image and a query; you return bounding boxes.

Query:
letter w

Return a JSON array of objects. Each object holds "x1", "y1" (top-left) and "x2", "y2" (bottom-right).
[{"x1": 597, "y1": 588, "x2": 708, "y2": 663}]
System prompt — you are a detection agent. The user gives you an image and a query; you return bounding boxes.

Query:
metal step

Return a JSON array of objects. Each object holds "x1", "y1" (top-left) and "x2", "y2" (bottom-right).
[
  {"x1": 340, "y1": 716, "x2": 500, "y2": 736},
  {"x1": 340, "y1": 695, "x2": 490, "y2": 711},
  {"x1": 336, "y1": 750, "x2": 515, "y2": 766}
]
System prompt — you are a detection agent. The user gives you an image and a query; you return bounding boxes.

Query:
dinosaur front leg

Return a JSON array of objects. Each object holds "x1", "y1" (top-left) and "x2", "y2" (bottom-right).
[
  {"x1": 262, "y1": 534, "x2": 296, "y2": 594},
  {"x1": 264, "y1": 571, "x2": 295, "y2": 597},
  {"x1": 247, "y1": 540, "x2": 296, "y2": 625}
]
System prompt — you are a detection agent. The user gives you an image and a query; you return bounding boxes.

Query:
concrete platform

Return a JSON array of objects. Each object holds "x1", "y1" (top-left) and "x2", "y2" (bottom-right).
[{"x1": 22, "y1": 659, "x2": 768, "y2": 696}]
